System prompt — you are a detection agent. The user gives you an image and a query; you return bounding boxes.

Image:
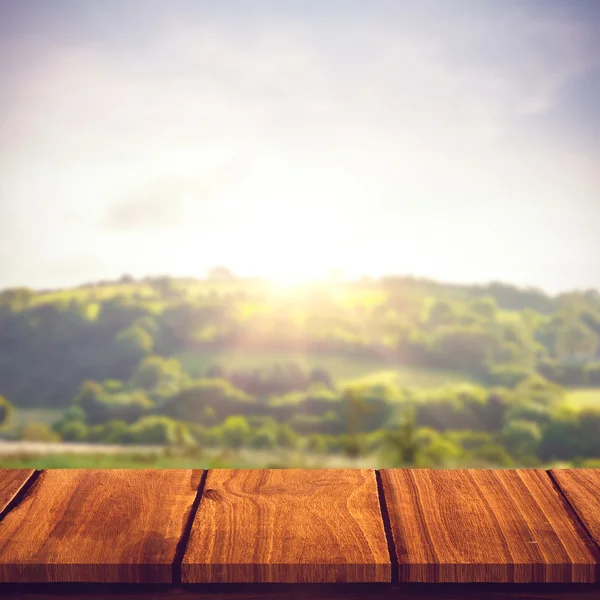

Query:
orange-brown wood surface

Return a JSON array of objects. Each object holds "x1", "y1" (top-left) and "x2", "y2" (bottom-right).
[
  {"x1": 380, "y1": 469, "x2": 599, "y2": 583},
  {"x1": 550, "y1": 469, "x2": 600, "y2": 549},
  {"x1": 0, "y1": 470, "x2": 36, "y2": 517},
  {"x1": 0, "y1": 469, "x2": 203, "y2": 583},
  {"x1": 182, "y1": 469, "x2": 391, "y2": 583}
]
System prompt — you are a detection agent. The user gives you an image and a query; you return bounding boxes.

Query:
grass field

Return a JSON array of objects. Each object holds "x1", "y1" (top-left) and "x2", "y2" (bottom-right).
[
  {"x1": 177, "y1": 349, "x2": 475, "y2": 389},
  {"x1": 565, "y1": 388, "x2": 600, "y2": 408},
  {"x1": 6, "y1": 408, "x2": 64, "y2": 431},
  {"x1": 0, "y1": 448, "x2": 379, "y2": 470}
]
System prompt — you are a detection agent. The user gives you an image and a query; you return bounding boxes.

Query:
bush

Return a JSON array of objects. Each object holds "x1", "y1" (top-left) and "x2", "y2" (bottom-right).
[
  {"x1": 305, "y1": 434, "x2": 328, "y2": 454},
  {"x1": 129, "y1": 416, "x2": 194, "y2": 446},
  {"x1": 501, "y1": 420, "x2": 542, "y2": 458},
  {"x1": 20, "y1": 423, "x2": 61, "y2": 442},
  {"x1": 470, "y1": 444, "x2": 515, "y2": 466},
  {"x1": 486, "y1": 364, "x2": 532, "y2": 388},
  {"x1": 419, "y1": 437, "x2": 462, "y2": 467},
  {"x1": 276, "y1": 424, "x2": 299, "y2": 449},
  {"x1": 75, "y1": 381, "x2": 154, "y2": 425},
  {"x1": 57, "y1": 420, "x2": 88, "y2": 441},
  {"x1": 166, "y1": 379, "x2": 254, "y2": 423},
  {"x1": 0, "y1": 394, "x2": 14, "y2": 429},
  {"x1": 218, "y1": 415, "x2": 252, "y2": 449},
  {"x1": 102, "y1": 379, "x2": 124, "y2": 392},
  {"x1": 249, "y1": 428, "x2": 277, "y2": 450},
  {"x1": 584, "y1": 362, "x2": 600, "y2": 386},
  {"x1": 131, "y1": 355, "x2": 183, "y2": 391}
]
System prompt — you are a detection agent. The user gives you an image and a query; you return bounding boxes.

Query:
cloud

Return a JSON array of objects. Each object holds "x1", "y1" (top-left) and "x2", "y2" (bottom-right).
[
  {"x1": 103, "y1": 161, "x2": 249, "y2": 231},
  {"x1": 104, "y1": 179, "x2": 190, "y2": 230},
  {"x1": 0, "y1": 2, "x2": 598, "y2": 290},
  {"x1": 4, "y1": 3, "x2": 594, "y2": 154}
]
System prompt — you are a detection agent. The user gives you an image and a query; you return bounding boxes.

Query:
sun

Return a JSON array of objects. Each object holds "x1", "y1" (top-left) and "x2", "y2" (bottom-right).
[
  {"x1": 266, "y1": 263, "x2": 322, "y2": 287},
  {"x1": 228, "y1": 223, "x2": 329, "y2": 287}
]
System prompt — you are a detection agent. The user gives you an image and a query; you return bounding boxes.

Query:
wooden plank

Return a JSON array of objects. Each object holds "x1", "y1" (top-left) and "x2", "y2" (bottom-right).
[
  {"x1": 0, "y1": 470, "x2": 36, "y2": 517},
  {"x1": 550, "y1": 469, "x2": 600, "y2": 549},
  {"x1": 380, "y1": 469, "x2": 599, "y2": 583},
  {"x1": 182, "y1": 469, "x2": 391, "y2": 583},
  {"x1": 0, "y1": 469, "x2": 203, "y2": 583}
]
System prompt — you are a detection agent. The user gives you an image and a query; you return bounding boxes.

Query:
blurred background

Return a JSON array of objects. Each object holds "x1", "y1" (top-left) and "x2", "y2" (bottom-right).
[{"x1": 1, "y1": 1, "x2": 599, "y2": 469}]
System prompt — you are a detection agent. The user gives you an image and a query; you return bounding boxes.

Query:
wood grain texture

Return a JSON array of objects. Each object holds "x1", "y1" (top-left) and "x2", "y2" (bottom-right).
[
  {"x1": 0, "y1": 469, "x2": 203, "y2": 583},
  {"x1": 550, "y1": 469, "x2": 600, "y2": 550},
  {"x1": 0, "y1": 470, "x2": 36, "y2": 517},
  {"x1": 182, "y1": 469, "x2": 391, "y2": 583},
  {"x1": 380, "y1": 469, "x2": 599, "y2": 583}
]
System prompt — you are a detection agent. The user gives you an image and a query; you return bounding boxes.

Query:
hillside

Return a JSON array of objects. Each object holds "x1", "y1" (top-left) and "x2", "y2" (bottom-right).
[{"x1": 1, "y1": 274, "x2": 599, "y2": 468}]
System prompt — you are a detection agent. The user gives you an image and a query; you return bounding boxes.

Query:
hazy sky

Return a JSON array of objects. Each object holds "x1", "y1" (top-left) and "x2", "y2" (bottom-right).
[{"x1": 1, "y1": 0, "x2": 599, "y2": 292}]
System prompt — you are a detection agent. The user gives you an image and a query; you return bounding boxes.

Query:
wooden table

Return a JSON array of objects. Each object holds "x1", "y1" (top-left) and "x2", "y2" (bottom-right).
[{"x1": 0, "y1": 468, "x2": 599, "y2": 599}]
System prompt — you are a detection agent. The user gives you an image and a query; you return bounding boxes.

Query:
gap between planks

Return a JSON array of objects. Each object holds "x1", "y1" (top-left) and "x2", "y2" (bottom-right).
[
  {"x1": 375, "y1": 470, "x2": 398, "y2": 584},
  {"x1": 0, "y1": 469, "x2": 42, "y2": 522},
  {"x1": 546, "y1": 469, "x2": 600, "y2": 559},
  {"x1": 172, "y1": 469, "x2": 208, "y2": 584}
]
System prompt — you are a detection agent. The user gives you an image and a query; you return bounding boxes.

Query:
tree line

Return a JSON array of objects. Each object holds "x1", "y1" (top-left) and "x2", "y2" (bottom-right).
[{"x1": 1, "y1": 275, "x2": 599, "y2": 466}]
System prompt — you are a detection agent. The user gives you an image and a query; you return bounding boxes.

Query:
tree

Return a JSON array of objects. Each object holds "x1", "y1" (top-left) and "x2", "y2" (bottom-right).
[
  {"x1": 309, "y1": 367, "x2": 333, "y2": 389},
  {"x1": 344, "y1": 387, "x2": 372, "y2": 435},
  {"x1": 131, "y1": 355, "x2": 182, "y2": 391},
  {"x1": 166, "y1": 379, "x2": 254, "y2": 423},
  {"x1": 206, "y1": 364, "x2": 226, "y2": 379},
  {"x1": 554, "y1": 320, "x2": 599, "y2": 361},
  {"x1": 423, "y1": 299, "x2": 457, "y2": 328},
  {"x1": 470, "y1": 296, "x2": 497, "y2": 320},
  {"x1": 305, "y1": 434, "x2": 328, "y2": 454},
  {"x1": 75, "y1": 381, "x2": 153, "y2": 425},
  {"x1": 514, "y1": 375, "x2": 564, "y2": 407},
  {"x1": 385, "y1": 409, "x2": 420, "y2": 466},
  {"x1": 0, "y1": 288, "x2": 34, "y2": 310},
  {"x1": 276, "y1": 423, "x2": 299, "y2": 449},
  {"x1": 151, "y1": 276, "x2": 176, "y2": 298},
  {"x1": 471, "y1": 444, "x2": 515, "y2": 466},
  {"x1": 116, "y1": 326, "x2": 153, "y2": 359},
  {"x1": 539, "y1": 406, "x2": 580, "y2": 461},
  {"x1": 574, "y1": 408, "x2": 600, "y2": 458},
  {"x1": 486, "y1": 364, "x2": 533, "y2": 388},
  {"x1": 20, "y1": 423, "x2": 61, "y2": 442},
  {"x1": 219, "y1": 415, "x2": 251, "y2": 449},
  {"x1": 130, "y1": 416, "x2": 194, "y2": 446},
  {"x1": 57, "y1": 420, "x2": 88, "y2": 442},
  {"x1": 584, "y1": 362, "x2": 600, "y2": 386},
  {"x1": 207, "y1": 266, "x2": 236, "y2": 281},
  {"x1": 419, "y1": 436, "x2": 461, "y2": 467},
  {"x1": 250, "y1": 427, "x2": 277, "y2": 450},
  {"x1": 341, "y1": 434, "x2": 365, "y2": 460},
  {"x1": 501, "y1": 420, "x2": 542, "y2": 458},
  {"x1": 0, "y1": 394, "x2": 13, "y2": 428},
  {"x1": 432, "y1": 325, "x2": 503, "y2": 373},
  {"x1": 74, "y1": 381, "x2": 106, "y2": 423}
]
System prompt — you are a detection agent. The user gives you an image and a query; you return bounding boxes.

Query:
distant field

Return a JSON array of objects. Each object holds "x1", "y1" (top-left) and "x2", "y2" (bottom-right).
[
  {"x1": 0, "y1": 448, "x2": 379, "y2": 470},
  {"x1": 177, "y1": 349, "x2": 476, "y2": 389},
  {"x1": 32, "y1": 283, "x2": 158, "y2": 305},
  {"x1": 565, "y1": 388, "x2": 600, "y2": 408},
  {"x1": 339, "y1": 367, "x2": 476, "y2": 389},
  {"x1": 7, "y1": 408, "x2": 64, "y2": 431}
]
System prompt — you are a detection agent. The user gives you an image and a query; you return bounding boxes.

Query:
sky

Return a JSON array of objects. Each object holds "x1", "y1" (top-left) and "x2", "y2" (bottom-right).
[{"x1": 0, "y1": 0, "x2": 599, "y2": 293}]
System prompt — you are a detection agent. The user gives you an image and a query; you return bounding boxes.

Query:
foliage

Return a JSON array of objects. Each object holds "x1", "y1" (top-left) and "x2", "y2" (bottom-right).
[
  {"x1": 20, "y1": 422, "x2": 61, "y2": 442},
  {"x1": 0, "y1": 394, "x2": 13, "y2": 428},
  {"x1": 2, "y1": 275, "x2": 600, "y2": 467}
]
